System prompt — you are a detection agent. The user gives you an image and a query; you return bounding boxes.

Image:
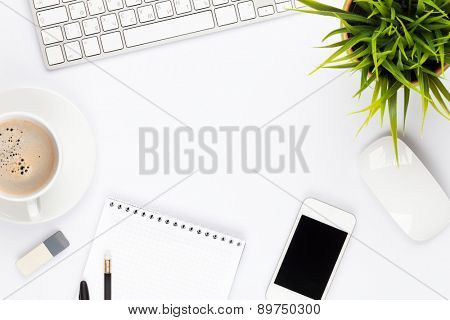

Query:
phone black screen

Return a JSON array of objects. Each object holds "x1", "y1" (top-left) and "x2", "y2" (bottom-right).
[{"x1": 274, "y1": 215, "x2": 348, "y2": 299}]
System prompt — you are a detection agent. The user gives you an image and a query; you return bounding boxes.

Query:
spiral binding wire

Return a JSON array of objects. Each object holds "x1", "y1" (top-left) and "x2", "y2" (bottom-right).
[{"x1": 109, "y1": 201, "x2": 242, "y2": 247}]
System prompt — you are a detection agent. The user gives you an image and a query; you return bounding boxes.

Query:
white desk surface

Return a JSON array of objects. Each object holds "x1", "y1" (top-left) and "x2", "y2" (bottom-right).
[{"x1": 0, "y1": 0, "x2": 449, "y2": 300}]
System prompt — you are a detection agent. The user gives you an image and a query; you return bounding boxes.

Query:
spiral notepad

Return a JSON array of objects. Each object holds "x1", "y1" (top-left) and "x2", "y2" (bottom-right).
[{"x1": 82, "y1": 198, "x2": 245, "y2": 299}]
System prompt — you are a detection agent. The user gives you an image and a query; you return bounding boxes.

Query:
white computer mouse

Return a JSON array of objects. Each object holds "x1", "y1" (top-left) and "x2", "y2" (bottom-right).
[{"x1": 358, "y1": 136, "x2": 450, "y2": 241}]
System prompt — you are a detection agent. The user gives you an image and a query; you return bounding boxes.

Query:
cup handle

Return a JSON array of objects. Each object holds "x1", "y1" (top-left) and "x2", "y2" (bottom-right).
[{"x1": 26, "y1": 198, "x2": 40, "y2": 220}]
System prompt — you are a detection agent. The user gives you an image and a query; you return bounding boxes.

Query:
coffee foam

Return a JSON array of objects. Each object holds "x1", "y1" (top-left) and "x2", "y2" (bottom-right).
[{"x1": 0, "y1": 118, "x2": 58, "y2": 197}]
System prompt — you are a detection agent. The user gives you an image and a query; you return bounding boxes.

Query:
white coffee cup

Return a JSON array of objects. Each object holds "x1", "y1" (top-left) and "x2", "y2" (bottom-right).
[{"x1": 0, "y1": 112, "x2": 62, "y2": 220}]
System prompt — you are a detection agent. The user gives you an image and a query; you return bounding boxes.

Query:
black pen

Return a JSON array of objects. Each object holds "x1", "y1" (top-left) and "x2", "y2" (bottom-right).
[
  {"x1": 79, "y1": 281, "x2": 90, "y2": 300},
  {"x1": 104, "y1": 256, "x2": 111, "y2": 300}
]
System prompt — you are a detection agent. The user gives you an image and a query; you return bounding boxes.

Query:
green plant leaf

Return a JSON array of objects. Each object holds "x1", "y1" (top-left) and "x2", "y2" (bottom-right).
[
  {"x1": 388, "y1": 81, "x2": 399, "y2": 164},
  {"x1": 397, "y1": 38, "x2": 409, "y2": 60},
  {"x1": 367, "y1": 8, "x2": 380, "y2": 19},
  {"x1": 333, "y1": 12, "x2": 380, "y2": 25},
  {"x1": 419, "y1": 52, "x2": 431, "y2": 66},
  {"x1": 409, "y1": 11, "x2": 434, "y2": 32},
  {"x1": 353, "y1": 0, "x2": 373, "y2": 13},
  {"x1": 425, "y1": 23, "x2": 450, "y2": 30},
  {"x1": 352, "y1": 80, "x2": 402, "y2": 115},
  {"x1": 423, "y1": 14, "x2": 450, "y2": 25},
  {"x1": 352, "y1": 55, "x2": 374, "y2": 71},
  {"x1": 339, "y1": 20, "x2": 375, "y2": 34},
  {"x1": 356, "y1": 105, "x2": 380, "y2": 135},
  {"x1": 429, "y1": 80, "x2": 450, "y2": 118},
  {"x1": 397, "y1": 14, "x2": 414, "y2": 23},
  {"x1": 310, "y1": 34, "x2": 371, "y2": 74},
  {"x1": 417, "y1": 0, "x2": 425, "y2": 14},
  {"x1": 435, "y1": 30, "x2": 445, "y2": 71},
  {"x1": 373, "y1": 1, "x2": 390, "y2": 17},
  {"x1": 323, "y1": 62, "x2": 360, "y2": 68},
  {"x1": 397, "y1": 49, "x2": 404, "y2": 70},
  {"x1": 296, "y1": 0, "x2": 347, "y2": 13},
  {"x1": 388, "y1": 37, "x2": 400, "y2": 60},
  {"x1": 293, "y1": 9, "x2": 377, "y2": 24},
  {"x1": 429, "y1": 76, "x2": 450, "y2": 101},
  {"x1": 403, "y1": 86, "x2": 410, "y2": 132},
  {"x1": 322, "y1": 27, "x2": 348, "y2": 41},
  {"x1": 411, "y1": 34, "x2": 437, "y2": 57},
  {"x1": 371, "y1": 32, "x2": 379, "y2": 78},
  {"x1": 360, "y1": 66, "x2": 370, "y2": 97},
  {"x1": 381, "y1": 60, "x2": 419, "y2": 93},
  {"x1": 417, "y1": 69, "x2": 430, "y2": 131},
  {"x1": 317, "y1": 38, "x2": 351, "y2": 48},
  {"x1": 331, "y1": 46, "x2": 369, "y2": 62},
  {"x1": 423, "y1": 0, "x2": 447, "y2": 15},
  {"x1": 380, "y1": 76, "x2": 388, "y2": 124},
  {"x1": 402, "y1": 72, "x2": 411, "y2": 132},
  {"x1": 396, "y1": 17, "x2": 414, "y2": 47},
  {"x1": 353, "y1": 73, "x2": 377, "y2": 97},
  {"x1": 372, "y1": 79, "x2": 382, "y2": 103}
]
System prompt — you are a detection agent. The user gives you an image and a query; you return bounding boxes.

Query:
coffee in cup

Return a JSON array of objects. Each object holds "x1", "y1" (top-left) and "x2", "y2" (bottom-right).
[
  {"x1": 0, "y1": 118, "x2": 58, "y2": 197},
  {"x1": 0, "y1": 118, "x2": 59, "y2": 197},
  {"x1": 0, "y1": 112, "x2": 61, "y2": 220}
]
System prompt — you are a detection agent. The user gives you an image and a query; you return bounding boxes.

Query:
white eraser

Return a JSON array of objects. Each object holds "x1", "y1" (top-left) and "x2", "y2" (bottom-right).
[{"x1": 16, "y1": 231, "x2": 70, "y2": 277}]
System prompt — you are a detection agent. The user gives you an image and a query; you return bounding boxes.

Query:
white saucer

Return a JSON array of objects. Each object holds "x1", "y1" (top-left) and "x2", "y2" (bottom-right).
[{"x1": 0, "y1": 88, "x2": 96, "y2": 224}]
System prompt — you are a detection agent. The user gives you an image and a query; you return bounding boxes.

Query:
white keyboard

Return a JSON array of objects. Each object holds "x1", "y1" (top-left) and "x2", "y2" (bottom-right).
[{"x1": 29, "y1": 0, "x2": 300, "y2": 69}]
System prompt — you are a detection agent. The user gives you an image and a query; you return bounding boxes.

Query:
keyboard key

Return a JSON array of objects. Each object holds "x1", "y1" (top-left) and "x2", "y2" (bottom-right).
[
  {"x1": 82, "y1": 37, "x2": 101, "y2": 56},
  {"x1": 155, "y1": 1, "x2": 174, "y2": 19},
  {"x1": 137, "y1": 5, "x2": 156, "y2": 23},
  {"x1": 124, "y1": 11, "x2": 214, "y2": 47},
  {"x1": 125, "y1": 0, "x2": 142, "y2": 6},
  {"x1": 41, "y1": 26, "x2": 63, "y2": 45},
  {"x1": 276, "y1": 1, "x2": 291, "y2": 12},
  {"x1": 193, "y1": 0, "x2": 209, "y2": 10},
  {"x1": 68, "y1": 2, "x2": 87, "y2": 19},
  {"x1": 64, "y1": 41, "x2": 83, "y2": 61},
  {"x1": 83, "y1": 17, "x2": 101, "y2": 35},
  {"x1": 257, "y1": 5, "x2": 274, "y2": 16},
  {"x1": 37, "y1": 7, "x2": 68, "y2": 27},
  {"x1": 33, "y1": 0, "x2": 60, "y2": 9},
  {"x1": 100, "y1": 32, "x2": 124, "y2": 52},
  {"x1": 119, "y1": 9, "x2": 137, "y2": 27},
  {"x1": 174, "y1": 0, "x2": 191, "y2": 14},
  {"x1": 105, "y1": 0, "x2": 124, "y2": 10},
  {"x1": 101, "y1": 14, "x2": 119, "y2": 31},
  {"x1": 212, "y1": 0, "x2": 227, "y2": 5},
  {"x1": 64, "y1": 22, "x2": 82, "y2": 39},
  {"x1": 45, "y1": 45, "x2": 65, "y2": 65},
  {"x1": 215, "y1": 5, "x2": 237, "y2": 26},
  {"x1": 87, "y1": 0, "x2": 106, "y2": 15},
  {"x1": 237, "y1": 1, "x2": 255, "y2": 21}
]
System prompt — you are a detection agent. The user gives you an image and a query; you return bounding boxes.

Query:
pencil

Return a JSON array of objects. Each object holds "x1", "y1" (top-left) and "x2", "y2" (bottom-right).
[{"x1": 104, "y1": 256, "x2": 111, "y2": 300}]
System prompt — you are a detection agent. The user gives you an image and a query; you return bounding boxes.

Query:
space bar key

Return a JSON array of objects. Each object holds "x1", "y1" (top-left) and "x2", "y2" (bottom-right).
[{"x1": 124, "y1": 11, "x2": 215, "y2": 48}]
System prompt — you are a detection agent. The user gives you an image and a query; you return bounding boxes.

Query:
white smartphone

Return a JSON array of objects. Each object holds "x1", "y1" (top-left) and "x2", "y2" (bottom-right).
[{"x1": 266, "y1": 198, "x2": 356, "y2": 300}]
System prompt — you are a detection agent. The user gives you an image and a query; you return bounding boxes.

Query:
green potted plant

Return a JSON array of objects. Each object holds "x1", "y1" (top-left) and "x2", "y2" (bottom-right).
[{"x1": 295, "y1": 0, "x2": 449, "y2": 161}]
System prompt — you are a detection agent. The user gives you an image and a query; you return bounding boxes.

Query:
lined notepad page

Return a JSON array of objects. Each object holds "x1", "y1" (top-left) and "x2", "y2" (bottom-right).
[{"x1": 82, "y1": 199, "x2": 245, "y2": 299}]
